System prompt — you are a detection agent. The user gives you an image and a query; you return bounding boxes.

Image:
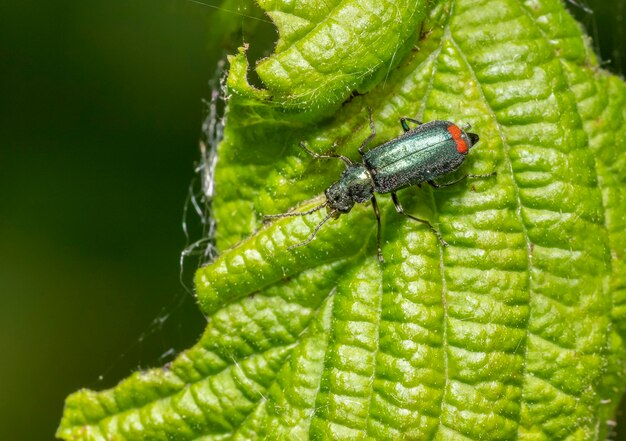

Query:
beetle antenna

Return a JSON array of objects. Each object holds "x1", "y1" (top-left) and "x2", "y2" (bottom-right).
[
  {"x1": 263, "y1": 201, "x2": 328, "y2": 221},
  {"x1": 288, "y1": 209, "x2": 337, "y2": 250}
]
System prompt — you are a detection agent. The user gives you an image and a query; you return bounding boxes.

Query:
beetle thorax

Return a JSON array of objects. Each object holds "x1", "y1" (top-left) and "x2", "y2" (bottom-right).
[{"x1": 325, "y1": 164, "x2": 374, "y2": 213}]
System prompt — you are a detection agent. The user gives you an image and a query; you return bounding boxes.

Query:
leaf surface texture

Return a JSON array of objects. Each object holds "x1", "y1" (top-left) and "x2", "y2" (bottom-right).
[{"x1": 59, "y1": 0, "x2": 626, "y2": 439}]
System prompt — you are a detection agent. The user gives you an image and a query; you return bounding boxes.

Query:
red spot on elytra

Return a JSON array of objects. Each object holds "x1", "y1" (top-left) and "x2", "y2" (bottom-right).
[{"x1": 448, "y1": 124, "x2": 468, "y2": 154}]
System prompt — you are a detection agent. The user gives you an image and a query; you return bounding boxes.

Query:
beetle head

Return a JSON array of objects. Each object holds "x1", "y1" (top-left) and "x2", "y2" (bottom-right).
[
  {"x1": 467, "y1": 132, "x2": 480, "y2": 147},
  {"x1": 325, "y1": 164, "x2": 374, "y2": 213},
  {"x1": 325, "y1": 181, "x2": 355, "y2": 213}
]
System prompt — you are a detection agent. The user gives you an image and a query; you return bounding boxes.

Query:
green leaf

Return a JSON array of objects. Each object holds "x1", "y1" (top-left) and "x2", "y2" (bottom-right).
[
  {"x1": 58, "y1": 0, "x2": 626, "y2": 440},
  {"x1": 253, "y1": 0, "x2": 429, "y2": 113}
]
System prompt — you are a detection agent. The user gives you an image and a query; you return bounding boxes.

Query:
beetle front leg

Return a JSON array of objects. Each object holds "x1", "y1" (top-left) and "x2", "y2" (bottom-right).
[
  {"x1": 299, "y1": 141, "x2": 353, "y2": 166},
  {"x1": 370, "y1": 196, "x2": 384, "y2": 263},
  {"x1": 391, "y1": 192, "x2": 448, "y2": 247},
  {"x1": 358, "y1": 107, "x2": 377, "y2": 156},
  {"x1": 400, "y1": 117, "x2": 423, "y2": 132},
  {"x1": 427, "y1": 171, "x2": 496, "y2": 188}
]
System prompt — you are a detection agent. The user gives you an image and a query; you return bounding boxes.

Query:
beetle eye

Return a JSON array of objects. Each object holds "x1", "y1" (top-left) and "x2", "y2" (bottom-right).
[{"x1": 467, "y1": 132, "x2": 480, "y2": 146}]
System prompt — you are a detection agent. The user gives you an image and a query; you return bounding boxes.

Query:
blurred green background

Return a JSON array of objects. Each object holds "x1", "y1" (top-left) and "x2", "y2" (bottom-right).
[{"x1": 0, "y1": 0, "x2": 623, "y2": 439}]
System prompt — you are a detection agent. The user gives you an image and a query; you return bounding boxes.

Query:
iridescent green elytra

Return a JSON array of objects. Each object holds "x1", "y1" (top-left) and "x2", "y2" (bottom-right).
[{"x1": 266, "y1": 114, "x2": 492, "y2": 262}]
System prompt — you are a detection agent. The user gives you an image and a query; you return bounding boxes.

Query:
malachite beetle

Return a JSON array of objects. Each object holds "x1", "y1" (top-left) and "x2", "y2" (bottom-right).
[{"x1": 266, "y1": 112, "x2": 494, "y2": 262}]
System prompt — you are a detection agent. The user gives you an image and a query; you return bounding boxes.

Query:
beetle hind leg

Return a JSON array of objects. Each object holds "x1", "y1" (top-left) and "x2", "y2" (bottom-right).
[
  {"x1": 391, "y1": 192, "x2": 448, "y2": 247},
  {"x1": 428, "y1": 171, "x2": 497, "y2": 188}
]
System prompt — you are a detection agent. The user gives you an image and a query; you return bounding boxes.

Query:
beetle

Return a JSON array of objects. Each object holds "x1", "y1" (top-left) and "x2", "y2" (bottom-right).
[{"x1": 266, "y1": 112, "x2": 494, "y2": 262}]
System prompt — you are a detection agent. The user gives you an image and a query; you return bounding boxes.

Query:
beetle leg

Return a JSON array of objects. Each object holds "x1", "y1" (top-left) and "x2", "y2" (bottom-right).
[
  {"x1": 428, "y1": 171, "x2": 496, "y2": 188},
  {"x1": 299, "y1": 141, "x2": 353, "y2": 166},
  {"x1": 400, "y1": 117, "x2": 423, "y2": 132},
  {"x1": 427, "y1": 176, "x2": 466, "y2": 188},
  {"x1": 391, "y1": 192, "x2": 448, "y2": 247},
  {"x1": 370, "y1": 196, "x2": 384, "y2": 263},
  {"x1": 358, "y1": 107, "x2": 377, "y2": 156}
]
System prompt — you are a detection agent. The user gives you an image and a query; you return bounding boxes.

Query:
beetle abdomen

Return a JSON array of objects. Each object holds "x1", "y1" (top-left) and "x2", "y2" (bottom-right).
[{"x1": 363, "y1": 121, "x2": 470, "y2": 194}]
